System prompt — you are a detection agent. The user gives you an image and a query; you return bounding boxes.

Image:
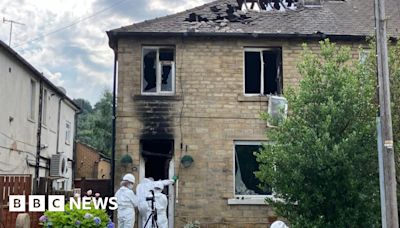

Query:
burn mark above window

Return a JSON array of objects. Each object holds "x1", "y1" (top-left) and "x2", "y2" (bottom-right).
[
  {"x1": 244, "y1": 48, "x2": 282, "y2": 95},
  {"x1": 142, "y1": 47, "x2": 175, "y2": 95}
]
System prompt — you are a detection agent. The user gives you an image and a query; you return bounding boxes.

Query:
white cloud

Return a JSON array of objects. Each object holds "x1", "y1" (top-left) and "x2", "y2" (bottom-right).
[
  {"x1": 0, "y1": 0, "x2": 213, "y2": 104},
  {"x1": 148, "y1": 0, "x2": 211, "y2": 13},
  {"x1": 41, "y1": 68, "x2": 65, "y2": 87}
]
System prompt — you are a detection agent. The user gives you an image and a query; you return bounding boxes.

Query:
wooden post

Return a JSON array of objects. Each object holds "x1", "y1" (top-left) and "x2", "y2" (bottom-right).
[{"x1": 375, "y1": 0, "x2": 399, "y2": 227}]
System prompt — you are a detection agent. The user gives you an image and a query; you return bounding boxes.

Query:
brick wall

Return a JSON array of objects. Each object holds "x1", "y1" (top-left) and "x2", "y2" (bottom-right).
[
  {"x1": 75, "y1": 142, "x2": 100, "y2": 179},
  {"x1": 115, "y1": 36, "x2": 365, "y2": 227}
]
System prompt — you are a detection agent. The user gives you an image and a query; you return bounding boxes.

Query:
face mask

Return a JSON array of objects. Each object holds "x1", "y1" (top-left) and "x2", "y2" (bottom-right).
[{"x1": 127, "y1": 183, "x2": 134, "y2": 190}]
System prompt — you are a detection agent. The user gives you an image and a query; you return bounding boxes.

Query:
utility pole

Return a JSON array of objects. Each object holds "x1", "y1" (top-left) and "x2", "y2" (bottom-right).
[
  {"x1": 2, "y1": 17, "x2": 25, "y2": 47},
  {"x1": 374, "y1": 0, "x2": 399, "y2": 227}
]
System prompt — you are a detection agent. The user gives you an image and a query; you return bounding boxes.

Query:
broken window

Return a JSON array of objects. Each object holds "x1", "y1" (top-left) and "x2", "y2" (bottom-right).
[
  {"x1": 142, "y1": 47, "x2": 175, "y2": 94},
  {"x1": 238, "y1": 0, "x2": 299, "y2": 11},
  {"x1": 244, "y1": 48, "x2": 282, "y2": 95},
  {"x1": 234, "y1": 141, "x2": 271, "y2": 196},
  {"x1": 141, "y1": 139, "x2": 173, "y2": 181}
]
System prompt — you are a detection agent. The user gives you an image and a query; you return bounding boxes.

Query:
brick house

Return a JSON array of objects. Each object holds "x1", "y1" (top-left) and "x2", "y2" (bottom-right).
[
  {"x1": 75, "y1": 142, "x2": 111, "y2": 179},
  {"x1": 107, "y1": 0, "x2": 400, "y2": 227}
]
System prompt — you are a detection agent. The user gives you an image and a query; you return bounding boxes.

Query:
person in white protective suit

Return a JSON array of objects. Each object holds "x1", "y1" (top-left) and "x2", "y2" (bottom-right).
[
  {"x1": 137, "y1": 178, "x2": 174, "y2": 228},
  {"x1": 149, "y1": 182, "x2": 168, "y2": 228},
  {"x1": 270, "y1": 220, "x2": 289, "y2": 228},
  {"x1": 115, "y1": 173, "x2": 138, "y2": 228}
]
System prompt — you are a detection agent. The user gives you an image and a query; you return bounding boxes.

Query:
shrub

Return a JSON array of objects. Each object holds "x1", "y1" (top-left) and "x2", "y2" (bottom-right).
[
  {"x1": 256, "y1": 40, "x2": 380, "y2": 227},
  {"x1": 39, "y1": 199, "x2": 114, "y2": 228}
]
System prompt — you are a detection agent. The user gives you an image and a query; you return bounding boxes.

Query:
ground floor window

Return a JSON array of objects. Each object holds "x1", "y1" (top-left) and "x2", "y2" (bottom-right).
[{"x1": 234, "y1": 141, "x2": 271, "y2": 196}]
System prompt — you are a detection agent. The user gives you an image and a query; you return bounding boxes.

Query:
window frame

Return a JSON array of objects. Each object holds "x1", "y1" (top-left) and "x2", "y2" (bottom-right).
[
  {"x1": 29, "y1": 79, "x2": 37, "y2": 121},
  {"x1": 243, "y1": 47, "x2": 282, "y2": 96},
  {"x1": 141, "y1": 46, "x2": 176, "y2": 95},
  {"x1": 42, "y1": 89, "x2": 48, "y2": 126},
  {"x1": 65, "y1": 121, "x2": 71, "y2": 145},
  {"x1": 233, "y1": 140, "x2": 272, "y2": 199}
]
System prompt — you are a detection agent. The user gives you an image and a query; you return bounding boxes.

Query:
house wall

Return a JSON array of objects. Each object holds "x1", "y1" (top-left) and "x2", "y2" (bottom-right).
[
  {"x1": 115, "y1": 36, "x2": 365, "y2": 227},
  {"x1": 0, "y1": 47, "x2": 76, "y2": 191},
  {"x1": 98, "y1": 159, "x2": 111, "y2": 179},
  {"x1": 76, "y1": 143, "x2": 100, "y2": 179},
  {"x1": 76, "y1": 143, "x2": 111, "y2": 179}
]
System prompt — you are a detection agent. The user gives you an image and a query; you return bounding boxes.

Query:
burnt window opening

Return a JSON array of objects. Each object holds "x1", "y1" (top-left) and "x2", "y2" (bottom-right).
[
  {"x1": 140, "y1": 139, "x2": 174, "y2": 181},
  {"x1": 244, "y1": 48, "x2": 282, "y2": 95},
  {"x1": 234, "y1": 142, "x2": 272, "y2": 196},
  {"x1": 238, "y1": 0, "x2": 299, "y2": 11},
  {"x1": 142, "y1": 47, "x2": 175, "y2": 94}
]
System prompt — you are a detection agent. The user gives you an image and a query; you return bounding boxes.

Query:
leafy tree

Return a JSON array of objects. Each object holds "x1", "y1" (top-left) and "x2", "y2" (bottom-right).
[
  {"x1": 365, "y1": 39, "x2": 400, "y2": 211},
  {"x1": 389, "y1": 42, "x2": 400, "y2": 205},
  {"x1": 90, "y1": 90, "x2": 113, "y2": 156},
  {"x1": 73, "y1": 90, "x2": 112, "y2": 156},
  {"x1": 73, "y1": 98, "x2": 93, "y2": 114},
  {"x1": 256, "y1": 40, "x2": 380, "y2": 227}
]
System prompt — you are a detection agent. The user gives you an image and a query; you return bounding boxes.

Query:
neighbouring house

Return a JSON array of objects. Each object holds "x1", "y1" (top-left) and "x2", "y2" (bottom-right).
[
  {"x1": 0, "y1": 40, "x2": 80, "y2": 193},
  {"x1": 107, "y1": 0, "x2": 400, "y2": 227},
  {"x1": 75, "y1": 141, "x2": 111, "y2": 179}
]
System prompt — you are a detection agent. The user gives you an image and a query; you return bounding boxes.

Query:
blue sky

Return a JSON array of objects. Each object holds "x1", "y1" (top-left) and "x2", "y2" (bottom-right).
[{"x1": 0, "y1": 0, "x2": 212, "y2": 104}]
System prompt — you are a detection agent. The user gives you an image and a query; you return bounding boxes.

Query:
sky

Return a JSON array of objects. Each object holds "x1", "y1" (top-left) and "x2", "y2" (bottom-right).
[{"x1": 0, "y1": 0, "x2": 213, "y2": 104}]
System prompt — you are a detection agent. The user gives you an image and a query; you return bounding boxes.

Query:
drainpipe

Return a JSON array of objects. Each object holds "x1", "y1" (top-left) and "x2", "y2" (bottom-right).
[
  {"x1": 72, "y1": 109, "x2": 81, "y2": 188},
  {"x1": 111, "y1": 45, "x2": 118, "y2": 196},
  {"x1": 34, "y1": 80, "x2": 43, "y2": 194}
]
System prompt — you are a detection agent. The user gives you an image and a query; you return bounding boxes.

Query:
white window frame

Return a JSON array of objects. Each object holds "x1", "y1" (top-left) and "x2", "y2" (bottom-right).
[
  {"x1": 141, "y1": 46, "x2": 175, "y2": 95},
  {"x1": 42, "y1": 89, "x2": 48, "y2": 125},
  {"x1": 232, "y1": 141, "x2": 273, "y2": 203},
  {"x1": 29, "y1": 79, "x2": 37, "y2": 121},
  {"x1": 65, "y1": 121, "x2": 71, "y2": 145},
  {"x1": 243, "y1": 47, "x2": 281, "y2": 96},
  {"x1": 359, "y1": 49, "x2": 370, "y2": 64}
]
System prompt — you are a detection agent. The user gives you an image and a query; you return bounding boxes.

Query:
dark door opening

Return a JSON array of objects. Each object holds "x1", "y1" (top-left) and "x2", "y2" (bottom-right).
[{"x1": 141, "y1": 139, "x2": 174, "y2": 181}]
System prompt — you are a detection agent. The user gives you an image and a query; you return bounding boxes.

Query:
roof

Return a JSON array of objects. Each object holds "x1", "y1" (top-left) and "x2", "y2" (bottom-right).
[
  {"x1": 0, "y1": 40, "x2": 80, "y2": 111},
  {"x1": 107, "y1": 0, "x2": 400, "y2": 46}
]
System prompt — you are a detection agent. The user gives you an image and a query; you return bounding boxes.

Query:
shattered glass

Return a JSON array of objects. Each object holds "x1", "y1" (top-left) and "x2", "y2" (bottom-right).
[
  {"x1": 143, "y1": 49, "x2": 157, "y2": 92},
  {"x1": 161, "y1": 64, "x2": 173, "y2": 92},
  {"x1": 235, "y1": 144, "x2": 271, "y2": 195}
]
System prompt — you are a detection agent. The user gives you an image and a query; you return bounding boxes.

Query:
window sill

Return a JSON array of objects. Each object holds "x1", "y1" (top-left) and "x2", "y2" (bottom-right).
[
  {"x1": 237, "y1": 94, "x2": 269, "y2": 102},
  {"x1": 228, "y1": 197, "x2": 269, "y2": 205},
  {"x1": 133, "y1": 95, "x2": 182, "y2": 101},
  {"x1": 27, "y1": 117, "x2": 36, "y2": 123}
]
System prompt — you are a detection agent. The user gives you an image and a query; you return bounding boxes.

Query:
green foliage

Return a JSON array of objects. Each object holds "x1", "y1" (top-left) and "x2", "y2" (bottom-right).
[
  {"x1": 256, "y1": 40, "x2": 380, "y2": 227},
  {"x1": 40, "y1": 202, "x2": 113, "y2": 227},
  {"x1": 74, "y1": 90, "x2": 113, "y2": 156},
  {"x1": 388, "y1": 41, "x2": 400, "y2": 191},
  {"x1": 365, "y1": 38, "x2": 400, "y2": 210}
]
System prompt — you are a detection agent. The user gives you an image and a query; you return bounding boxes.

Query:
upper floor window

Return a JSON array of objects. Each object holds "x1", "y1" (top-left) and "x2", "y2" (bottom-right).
[
  {"x1": 29, "y1": 79, "x2": 36, "y2": 120},
  {"x1": 42, "y1": 89, "x2": 48, "y2": 125},
  {"x1": 65, "y1": 121, "x2": 71, "y2": 145},
  {"x1": 142, "y1": 47, "x2": 175, "y2": 95},
  {"x1": 244, "y1": 48, "x2": 282, "y2": 95}
]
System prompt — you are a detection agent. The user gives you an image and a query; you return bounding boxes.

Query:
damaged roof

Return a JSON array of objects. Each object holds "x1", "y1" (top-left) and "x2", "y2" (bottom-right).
[{"x1": 107, "y1": 0, "x2": 400, "y2": 45}]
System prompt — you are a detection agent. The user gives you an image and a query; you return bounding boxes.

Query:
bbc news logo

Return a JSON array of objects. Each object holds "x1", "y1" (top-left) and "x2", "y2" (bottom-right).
[{"x1": 9, "y1": 195, "x2": 118, "y2": 212}]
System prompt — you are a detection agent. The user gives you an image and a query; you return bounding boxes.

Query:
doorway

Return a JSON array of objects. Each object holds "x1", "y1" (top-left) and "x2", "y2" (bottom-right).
[{"x1": 139, "y1": 139, "x2": 175, "y2": 227}]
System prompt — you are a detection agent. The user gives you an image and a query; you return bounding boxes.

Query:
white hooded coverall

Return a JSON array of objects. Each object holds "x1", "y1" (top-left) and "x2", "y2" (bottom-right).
[
  {"x1": 115, "y1": 186, "x2": 138, "y2": 228},
  {"x1": 137, "y1": 179, "x2": 173, "y2": 228},
  {"x1": 153, "y1": 190, "x2": 168, "y2": 228},
  {"x1": 145, "y1": 184, "x2": 168, "y2": 228}
]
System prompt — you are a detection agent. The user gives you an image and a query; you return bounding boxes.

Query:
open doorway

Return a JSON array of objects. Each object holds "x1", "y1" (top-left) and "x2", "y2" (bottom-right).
[{"x1": 139, "y1": 139, "x2": 175, "y2": 227}]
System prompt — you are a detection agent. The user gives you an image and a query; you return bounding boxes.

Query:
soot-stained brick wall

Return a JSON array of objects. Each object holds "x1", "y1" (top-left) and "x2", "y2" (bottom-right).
[{"x1": 114, "y1": 36, "x2": 366, "y2": 227}]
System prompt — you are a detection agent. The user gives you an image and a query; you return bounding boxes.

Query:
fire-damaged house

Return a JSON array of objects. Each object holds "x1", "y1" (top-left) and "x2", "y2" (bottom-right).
[{"x1": 107, "y1": 0, "x2": 400, "y2": 227}]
